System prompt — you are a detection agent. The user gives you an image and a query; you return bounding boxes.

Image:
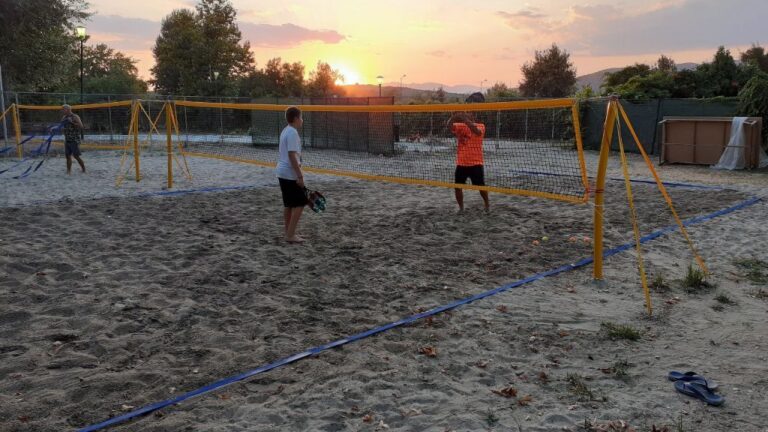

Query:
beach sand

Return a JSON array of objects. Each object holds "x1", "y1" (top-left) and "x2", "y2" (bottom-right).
[{"x1": 1, "y1": 150, "x2": 767, "y2": 431}]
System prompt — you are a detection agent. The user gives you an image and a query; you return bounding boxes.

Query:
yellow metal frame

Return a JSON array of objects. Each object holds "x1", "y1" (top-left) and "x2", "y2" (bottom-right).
[
  {"x1": 166, "y1": 102, "x2": 173, "y2": 189},
  {"x1": 132, "y1": 101, "x2": 141, "y2": 182},
  {"x1": 592, "y1": 98, "x2": 708, "y2": 314},
  {"x1": 615, "y1": 115, "x2": 652, "y2": 315},
  {"x1": 616, "y1": 103, "x2": 708, "y2": 274},
  {"x1": 174, "y1": 98, "x2": 577, "y2": 113},
  {"x1": 17, "y1": 100, "x2": 134, "y2": 110},
  {"x1": 592, "y1": 98, "x2": 618, "y2": 280}
]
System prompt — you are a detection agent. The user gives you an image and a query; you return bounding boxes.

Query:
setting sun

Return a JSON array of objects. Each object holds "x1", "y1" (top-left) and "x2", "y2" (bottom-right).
[{"x1": 331, "y1": 63, "x2": 361, "y2": 85}]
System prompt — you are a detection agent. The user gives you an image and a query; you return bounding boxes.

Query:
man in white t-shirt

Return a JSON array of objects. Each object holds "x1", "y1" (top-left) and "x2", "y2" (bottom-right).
[{"x1": 277, "y1": 107, "x2": 307, "y2": 243}]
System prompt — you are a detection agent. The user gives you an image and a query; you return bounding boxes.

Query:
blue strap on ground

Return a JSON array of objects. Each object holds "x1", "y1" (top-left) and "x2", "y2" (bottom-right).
[
  {"x1": 0, "y1": 133, "x2": 39, "y2": 154},
  {"x1": 77, "y1": 195, "x2": 762, "y2": 432},
  {"x1": 0, "y1": 123, "x2": 63, "y2": 178}
]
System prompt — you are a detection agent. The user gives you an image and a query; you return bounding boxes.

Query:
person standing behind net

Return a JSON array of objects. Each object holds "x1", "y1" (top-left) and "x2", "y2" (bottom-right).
[
  {"x1": 276, "y1": 107, "x2": 308, "y2": 243},
  {"x1": 448, "y1": 111, "x2": 489, "y2": 211},
  {"x1": 60, "y1": 104, "x2": 86, "y2": 174}
]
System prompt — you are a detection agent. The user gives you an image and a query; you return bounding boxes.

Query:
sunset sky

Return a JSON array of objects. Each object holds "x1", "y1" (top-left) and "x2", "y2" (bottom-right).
[{"x1": 85, "y1": 0, "x2": 765, "y2": 89}]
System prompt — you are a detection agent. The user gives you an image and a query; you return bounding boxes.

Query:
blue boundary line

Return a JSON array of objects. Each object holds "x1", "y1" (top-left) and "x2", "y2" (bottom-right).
[{"x1": 77, "y1": 195, "x2": 762, "y2": 432}]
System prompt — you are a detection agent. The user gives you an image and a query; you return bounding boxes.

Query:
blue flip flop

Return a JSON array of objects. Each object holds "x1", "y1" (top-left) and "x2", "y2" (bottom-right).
[
  {"x1": 668, "y1": 371, "x2": 718, "y2": 390},
  {"x1": 674, "y1": 380, "x2": 724, "y2": 406}
]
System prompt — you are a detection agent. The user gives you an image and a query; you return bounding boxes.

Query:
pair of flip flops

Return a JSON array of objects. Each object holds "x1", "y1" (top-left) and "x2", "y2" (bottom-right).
[
  {"x1": 304, "y1": 188, "x2": 326, "y2": 213},
  {"x1": 668, "y1": 371, "x2": 724, "y2": 406}
]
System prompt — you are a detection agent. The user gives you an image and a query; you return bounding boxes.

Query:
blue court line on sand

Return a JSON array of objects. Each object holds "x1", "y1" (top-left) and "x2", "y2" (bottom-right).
[{"x1": 78, "y1": 195, "x2": 762, "y2": 432}]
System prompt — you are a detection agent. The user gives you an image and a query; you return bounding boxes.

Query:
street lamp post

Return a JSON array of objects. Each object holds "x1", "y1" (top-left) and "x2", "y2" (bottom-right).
[
  {"x1": 480, "y1": 78, "x2": 488, "y2": 94},
  {"x1": 76, "y1": 26, "x2": 87, "y2": 104},
  {"x1": 400, "y1": 74, "x2": 407, "y2": 100},
  {"x1": 376, "y1": 75, "x2": 384, "y2": 97}
]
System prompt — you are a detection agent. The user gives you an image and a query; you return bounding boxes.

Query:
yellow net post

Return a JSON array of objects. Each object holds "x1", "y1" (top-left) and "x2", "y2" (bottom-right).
[
  {"x1": 572, "y1": 102, "x2": 590, "y2": 194},
  {"x1": 165, "y1": 102, "x2": 173, "y2": 189},
  {"x1": 593, "y1": 97, "x2": 618, "y2": 280},
  {"x1": 169, "y1": 103, "x2": 192, "y2": 182},
  {"x1": 132, "y1": 100, "x2": 141, "y2": 182},
  {"x1": 11, "y1": 104, "x2": 22, "y2": 160}
]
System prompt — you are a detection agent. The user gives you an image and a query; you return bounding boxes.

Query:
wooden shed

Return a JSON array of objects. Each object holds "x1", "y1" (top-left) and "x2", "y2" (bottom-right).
[{"x1": 659, "y1": 117, "x2": 764, "y2": 168}]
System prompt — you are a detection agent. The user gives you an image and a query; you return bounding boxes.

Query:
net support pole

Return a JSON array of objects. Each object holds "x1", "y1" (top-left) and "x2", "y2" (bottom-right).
[
  {"x1": 0, "y1": 65, "x2": 8, "y2": 146},
  {"x1": 132, "y1": 100, "x2": 141, "y2": 182},
  {"x1": 166, "y1": 102, "x2": 173, "y2": 189},
  {"x1": 593, "y1": 97, "x2": 618, "y2": 280},
  {"x1": 12, "y1": 103, "x2": 22, "y2": 160}
]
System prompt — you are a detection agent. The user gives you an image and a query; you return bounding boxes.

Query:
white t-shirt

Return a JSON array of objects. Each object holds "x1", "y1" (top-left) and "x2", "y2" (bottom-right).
[{"x1": 276, "y1": 125, "x2": 301, "y2": 180}]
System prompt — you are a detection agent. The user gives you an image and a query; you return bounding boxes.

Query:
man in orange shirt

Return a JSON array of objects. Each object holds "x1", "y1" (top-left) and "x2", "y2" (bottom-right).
[{"x1": 448, "y1": 111, "x2": 489, "y2": 211}]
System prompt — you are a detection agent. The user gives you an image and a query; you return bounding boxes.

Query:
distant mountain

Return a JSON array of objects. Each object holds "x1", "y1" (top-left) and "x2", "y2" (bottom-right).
[
  {"x1": 395, "y1": 82, "x2": 479, "y2": 94},
  {"x1": 576, "y1": 68, "x2": 622, "y2": 91},
  {"x1": 341, "y1": 84, "x2": 466, "y2": 101},
  {"x1": 576, "y1": 62, "x2": 699, "y2": 90}
]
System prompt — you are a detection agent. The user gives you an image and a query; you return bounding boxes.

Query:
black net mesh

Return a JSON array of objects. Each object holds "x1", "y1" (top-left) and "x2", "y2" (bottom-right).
[{"x1": 176, "y1": 100, "x2": 589, "y2": 202}]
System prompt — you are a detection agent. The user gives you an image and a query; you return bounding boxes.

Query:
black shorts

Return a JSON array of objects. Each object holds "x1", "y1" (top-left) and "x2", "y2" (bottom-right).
[
  {"x1": 65, "y1": 140, "x2": 81, "y2": 157},
  {"x1": 278, "y1": 178, "x2": 308, "y2": 208},
  {"x1": 455, "y1": 165, "x2": 485, "y2": 186}
]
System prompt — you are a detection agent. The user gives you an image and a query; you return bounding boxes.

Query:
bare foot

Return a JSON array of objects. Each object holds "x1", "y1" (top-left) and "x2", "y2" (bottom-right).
[{"x1": 286, "y1": 236, "x2": 305, "y2": 244}]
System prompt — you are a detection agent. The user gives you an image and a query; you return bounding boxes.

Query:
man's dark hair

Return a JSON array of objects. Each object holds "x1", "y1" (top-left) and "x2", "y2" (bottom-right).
[
  {"x1": 285, "y1": 106, "x2": 302, "y2": 124},
  {"x1": 465, "y1": 92, "x2": 485, "y2": 103}
]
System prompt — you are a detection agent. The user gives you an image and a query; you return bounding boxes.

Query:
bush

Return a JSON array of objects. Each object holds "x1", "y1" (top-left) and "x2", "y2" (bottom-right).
[{"x1": 737, "y1": 71, "x2": 768, "y2": 145}]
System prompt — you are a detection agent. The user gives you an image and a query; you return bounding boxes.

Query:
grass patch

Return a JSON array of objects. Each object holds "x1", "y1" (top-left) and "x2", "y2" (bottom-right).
[
  {"x1": 751, "y1": 287, "x2": 768, "y2": 301},
  {"x1": 483, "y1": 408, "x2": 499, "y2": 428},
  {"x1": 714, "y1": 293, "x2": 736, "y2": 305},
  {"x1": 611, "y1": 359, "x2": 631, "y2": 380},
  {"x1": 651, "y1": 274, "x2": 670, "y2": 292},
  {"x1": 600, "y1": 322, "x2": 642, "y2": 341},
  {"x1": 711, "y1": 304, "x2": 724, "y2": 312},
  {"x1": 566, "y1": 374, "x2": 595, "y2": 401},
  {"x1": 733, "y1": 258, "x2": 768, "y2": 284},
  {"x1": 682, "y1": 265, "x2": 712, "y2": 292}
]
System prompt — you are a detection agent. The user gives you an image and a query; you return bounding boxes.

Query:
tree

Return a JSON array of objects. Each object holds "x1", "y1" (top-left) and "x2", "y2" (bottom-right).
[
  {"x1": 263, "y1": 57, "x2": 285, "y2": 95},
  {"x1": 151, "y1": 9, "x2": 205, "y2": 95},
  {"x1": 282, "y1": 62, "x2": 305, "y2": 97},
  {"x1": 0, "y1": 0, "x2": 89, "y2": 91},
  {"x1": 603, "y1": 64, "x2": 652, "y2": 92},
  {"x1": 238, "y1": 69, "x2": 271, "y2": 98},
  {"x1": 741, "y1": 44, "x2": 768, "y2": 73},
  {"x1": 519, "y1": 44, "x2": 577, "y2": 97},
  {"x1": 485, "y1": 82, "x2": 519, "y2": 100},
  {"x1": 695, "y1": 46, "x2": 741, "y2": 97},
  {"x1": 63, "y1": 44, "x2": 147, "y2": 94},
  {"x1": 306, "y1": 62, "x2": 344, "y2": 97},
  {"x1": 196, "y1": 0, "x2": 254, "y2": 95},
  {"x1": 574, "y1": 84, "x2": 596, "y2": 99},
  {"x1": 151, "y1": 0, "x2": 254, "y2": 96},
  {"x1": 656, "y1": 55, "x2": 676, "y2": 73},
  {"x1": 670, "y1": 69, "x2": 699, "y2": 98},
  {"x1": 435, "y1": 86, "x2": 446, "y2": 103},
  {"x1": 737, "y1": 71, "x2": 768, "y2": 143},
  {"x1": 612, "y1": 71, "x2": 676, "y2": 100}
]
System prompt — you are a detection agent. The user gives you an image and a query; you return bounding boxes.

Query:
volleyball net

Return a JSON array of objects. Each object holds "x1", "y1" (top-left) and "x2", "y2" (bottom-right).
[
  {"x1": 174, "y1": 99, "x2": 590, "y2": 203},
  {"x1": 10, "y1": 101, "x2": 135, "y2": 155}
]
